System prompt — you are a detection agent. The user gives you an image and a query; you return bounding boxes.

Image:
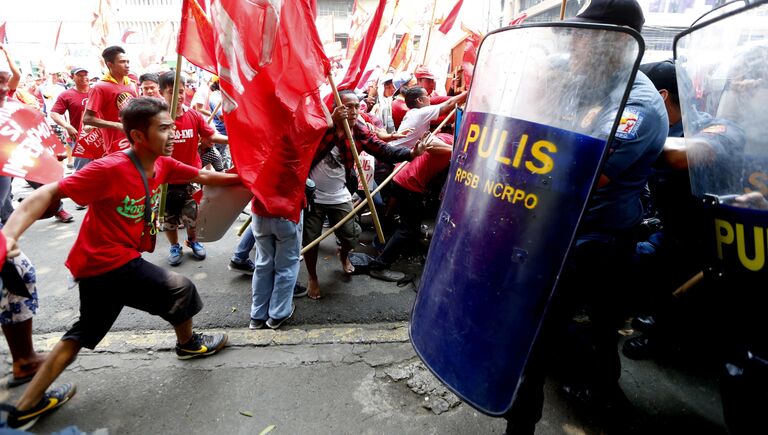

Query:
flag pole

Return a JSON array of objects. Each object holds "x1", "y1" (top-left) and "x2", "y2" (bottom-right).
[
  {"x1": 301, "y1": 107, "x2": 457, "y2": 255},
  {"x1": 158, "y1": 52, "x2": 185, "y2": 224},
  {"x1": 327, "y1": 73, "x2": 386, "y2": 244},
  {"x1": 422, "y1": 0, "x2": 439, "y2": 65},
  {"x1": 559, "y1": 0, "x2": 567, "y2": 20}
]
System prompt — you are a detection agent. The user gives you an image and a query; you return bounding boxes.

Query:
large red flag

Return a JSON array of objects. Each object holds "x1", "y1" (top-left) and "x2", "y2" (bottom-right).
[
  {"x1": 178, "y1": 0, "x2": 331, "y2": 222},
  {"x1": 438, "y1": 0, "x2": 464, "y2": 34},
  {"x1": 0, "y1": 22, "x2": 6, "y2": 44},
  {"x1": 0, "y1": 101, "x2": 65, "y2": 185}
]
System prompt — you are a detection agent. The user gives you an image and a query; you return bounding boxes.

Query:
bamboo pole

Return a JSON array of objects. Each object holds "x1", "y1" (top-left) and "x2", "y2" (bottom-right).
[
  {"x1": 422, "y1": 0, "x2": 439, "y2": 65},
  {"x1": 158, "y1": 53, "x2": 186, "y2": 224},
  {"x1": 672, "y1": 271, "x2": 704, "y2": 298},
  {"x1": 206, "y1": 100, "x2": 222, "y2": 124},
  {"x1": 301, "y1": 107, "x2": 457, "y2": 255},
  {"x1": 327, "y1": 73, "x2": 386, "y2": 244},
  {"x1": 559, "y1": 0, "x2": 567, "y2": 20}
]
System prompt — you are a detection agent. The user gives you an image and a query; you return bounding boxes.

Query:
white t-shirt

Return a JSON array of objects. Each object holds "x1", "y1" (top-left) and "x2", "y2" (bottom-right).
[
  {"x1": 389, "y1": 104, "x2": 441, "y2": 149},
  {"x1": 309, "y1": 146, "x2": 352, "y2": 205}
]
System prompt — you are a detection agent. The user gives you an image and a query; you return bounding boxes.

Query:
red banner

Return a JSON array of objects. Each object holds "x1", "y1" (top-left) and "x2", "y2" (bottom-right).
[
  {"x1": 0, "y1": 101, "x2": 65, "y2": 185},
  {"x1": 178, "y1": 0, "x2": 331, "y2": 222},
  {"x1": 73, "y1": 127, "x2": 105, "y2": 159}
]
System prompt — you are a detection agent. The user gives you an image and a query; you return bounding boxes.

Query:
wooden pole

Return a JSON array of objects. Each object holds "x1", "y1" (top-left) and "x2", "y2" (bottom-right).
[
  {"x1": 422, "y1": 0, "x2": 439, "y2": 65},
  {"x1": 301, "y1": 107, "x2": 457, "y2": 255},
  {"x1": 206, "y1": 100, "x2": 222, "y2": 124},
  {"x1": 158, "y1": 53, "x2": 186, "y2": 224},
  {"x1": 559, "y1": 0, "x2": 567, "y2": 20},
  {"x1": 672, "y1": 271, "x2": 704, "y2": 298},
  {"x1": 327, "y1": 73, "x2": 386, "y2": 244}
]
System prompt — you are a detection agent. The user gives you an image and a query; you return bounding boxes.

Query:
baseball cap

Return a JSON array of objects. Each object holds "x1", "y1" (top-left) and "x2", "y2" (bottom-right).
[
  {"x1": 640, "y1": 60, "x2": 677, "y2": 94},
  {"x1": 71, "y1": 67, "x2": 88, "y2": 75},
  {"x1": 414, "y1": 66, "x2": 436, "y2": 81},
  {"x1": 393, "y1": 71, "x2": 413, "y2": 92},
  {"x1": 567, "y1": 0, "x2": 645, "y2": 33}
]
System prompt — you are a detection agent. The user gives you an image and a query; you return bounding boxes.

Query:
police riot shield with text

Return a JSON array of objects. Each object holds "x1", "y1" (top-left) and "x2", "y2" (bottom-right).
[
  {"x1": 410, "y1": 23, "x2": 643, "y2": 416},
  {"x1": 674, "y1": 0, "x2": 768, "y2": 279}
]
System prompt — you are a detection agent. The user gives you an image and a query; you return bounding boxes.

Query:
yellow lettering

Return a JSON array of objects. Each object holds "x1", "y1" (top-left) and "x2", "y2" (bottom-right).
[
  {"x1": 526, "y1": 140, "x2": 557, "y2": 175},
  {"x1": 479, "y1": 128, "x2": 498, "y2": 159},
  {"x1": 483, "y1": 180, "x2": 493, "y2": 194},
  {"x1": 524, "y1": 194, "x2": 538, "y2": 209},
  {"x1": 494, "y1": 131, "x2": 511, "y2": 165},
  {"x1": 463, "y1": 124, "x2": 480, "y2": 153},
  {"x1": 715, "y1": 219, "x2": 734, "y2": 260},
  {"x1": 512, "y1": 189, "x2": 526, "y2": 203},
  {"x1": 455, "y1": 168, "x2": 463, "y2": 182},
  {"x1": 493, "y1": 182, "x2": 504, "y2": 197},
  {"x1": 735, "y1": 223, "x2": 765, "y2": 271},
  {"x1": 471, "y1": 175, "x2": 479, "y2": 189},
  {"x1": 501, "y1": 185, "x2": 514, "y2": 202},
  {"x1": 746, "y1": 172, "x2": 768, "y2": 195},
  {"x1": 512, "y1": 134, "x2": 528, "y2": 168}
]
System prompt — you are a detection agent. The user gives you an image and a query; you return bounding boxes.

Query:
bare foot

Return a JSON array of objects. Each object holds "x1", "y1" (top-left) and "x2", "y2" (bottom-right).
[
  {"x1": 308, "y1": 278, "x2": 322, "y2": 300},
  {"x1": 13, "y1": 352, "x2": 48, "y2": 379},
  {"x1": 340, "y1": 255, "x2": 355, "y2": 274}
]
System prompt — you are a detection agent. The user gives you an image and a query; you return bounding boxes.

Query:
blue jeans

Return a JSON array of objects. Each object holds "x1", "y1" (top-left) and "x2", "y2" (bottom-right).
[
  {"x1": 232, "y1": 224, "x2": 256, "y2": 263},
  {"x1": 250, "y1": 213, "x2": 302, "y2": 321}
]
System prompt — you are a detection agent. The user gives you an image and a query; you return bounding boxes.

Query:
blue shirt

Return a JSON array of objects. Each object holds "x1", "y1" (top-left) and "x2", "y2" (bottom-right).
[
  {"x1": 208, "y1": 91, "x2": 227, "y2": 136},
  {"x1": 581, "y1": 72, "x2": 668, "y2": 233}
]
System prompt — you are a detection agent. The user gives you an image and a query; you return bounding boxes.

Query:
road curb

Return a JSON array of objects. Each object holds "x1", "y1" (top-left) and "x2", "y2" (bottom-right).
[{"x1": 5, "y1": 322, "x2": 411, "y2": 354}]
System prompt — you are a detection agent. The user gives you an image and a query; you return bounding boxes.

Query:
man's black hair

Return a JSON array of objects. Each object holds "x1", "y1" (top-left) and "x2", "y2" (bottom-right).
[
  {"x1": 404, "y1": 86, "x2": 426, "y2": 109},
  {"x1": 120, "y1": 97, "x2": 169, "y2": 144},
  {"x1": 102, "y1": 46, "x2": 126, "y2": 65},
  {"x1": 139, "y1": 73, "x2": 159, "y2": 85},
  {"x1": 159, "y1": 71, "x2": 184, "y2": 92},
  {"x1": 335, "y1": 89, "x2": 359, "y2": 107},
  {"x1": 210, "y1": 80, "x2": 220, "y2": 92}
]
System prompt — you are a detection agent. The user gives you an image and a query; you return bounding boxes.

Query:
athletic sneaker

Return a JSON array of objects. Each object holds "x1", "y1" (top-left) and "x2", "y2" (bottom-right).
[
  {"x1": 249, "y1": 318, "x2": 266, "y2": 330},
  {"x1": 175, "y1": 332, "x2": 228, "y2": 360},
  {"x1": 266, "y1": 304, "x2": 295, "y2": 330},
  {"x1": 54, "y1": 209, "x2": 74, "y2": 223},
  {"x1": 228, "y1": 258, "x2": 255, "y2": 275},
  {"x1": 168, "y1": 244, "x2": 183, "y2": 266},
  {"x1": 186, "y1": 240, "x2": 206, "y2": 260},
  {"x1": 293, "y1": 283, "x2": 308, "y2": 298},
  {"x1": 7, "y1": 383, "x2": 77, "y2": 430}
]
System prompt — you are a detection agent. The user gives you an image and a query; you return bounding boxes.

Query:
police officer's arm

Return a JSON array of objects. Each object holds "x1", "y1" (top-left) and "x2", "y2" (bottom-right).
[{"x1": 2, "y1": 183, "x2": 66, "y2": 257}]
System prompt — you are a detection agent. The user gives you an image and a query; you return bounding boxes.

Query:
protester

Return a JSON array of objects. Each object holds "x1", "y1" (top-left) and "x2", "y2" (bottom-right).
[
  {"x1": 50, "y1": 67, "x2": 91, "y2": 172},
  {"x1": 302, "y1": 90, "x2": 429, "y2": 300},
  {"x1": 390, "y1": 86, "x2": 466, "y2": 149},
  {"x1": 414, "y1": 65, "x2": 437, "y2": 96},
  {"x1": 206, "y1": 77, "x2": 232, "y2": 169},
  {"x1": 138, "y1": 72, "x2": 161, "y2": 98},
  {"x1": 82, "y1": 45, "x2": 138, "y2": 156},
  {"x1": 1, "y1": 97, "x2": 238, "y2": 430},
  {"x1": 158, "y1": 71, "x2": 228, "y2": 266},
  {"x1": 390, "y1": 71, "x2": 414, "y2": 130}
]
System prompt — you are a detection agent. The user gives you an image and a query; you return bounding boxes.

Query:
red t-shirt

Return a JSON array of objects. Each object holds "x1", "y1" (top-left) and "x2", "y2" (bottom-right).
[
  {"x1": 59, "y1": 152, "x2": 200, "y2": 278},
  {"x1": 392, "y1": 98, "x2": 408, "y2": 130},
  {"x1": 170, "y1": 108, "x2": 214, "y2": 168},
  {"x1": 394, "y1": 133, "x2": 454, "y2": 194},
  {"x1": 52, "y1": 88, "x2": 89, "y2": 131},
  {"x1": 86, "y1": 80, "x2": 137, "y2": 155}
]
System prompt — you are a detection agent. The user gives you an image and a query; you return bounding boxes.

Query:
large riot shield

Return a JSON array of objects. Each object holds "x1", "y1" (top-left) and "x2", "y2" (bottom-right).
[
  {"x1": 410, "y1": 23, "x2": 643, "y2": 415},
  {"x1": 674, "y1": 0, "x2": 768, "y2": 280}
]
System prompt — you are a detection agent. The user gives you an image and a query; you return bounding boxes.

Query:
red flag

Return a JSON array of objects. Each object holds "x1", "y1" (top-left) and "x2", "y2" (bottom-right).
[
  {"x1": 74, "y1": 128, "x2": 105, "y2": 159},
  {"x1": 331, "y1": 0, "x2": 386, "y2": 98},
  {"x1": 438, "y1": 0, "x2": 464, "y2": 34},
  {"x1": 0, "y1": 22, "x2": 6, "y2": 43},
  {"x1": 0, "y1": 101, "x2": 65, "y2": 185},
  {"x1": 53, "y1": 21, "x2": 63, "y2": 51},
  {"x1": 509, "y1": 12, "x2": 528, "y2": 26},
  {"x1": 177, "y1": 0, "x2": 217, "y2": 73},
  {"x1": 178, "y1": 0, "x2": 331, "y2": 222},
  {"x1": 389, "y1": 33, "x2": 412, "y2": 70}
]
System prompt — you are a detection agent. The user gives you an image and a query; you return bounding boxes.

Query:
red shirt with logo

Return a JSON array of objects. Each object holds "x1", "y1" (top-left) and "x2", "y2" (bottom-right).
[
  {"x1": 393, "y1": 133, "x2": 453, "y2": 194},
  {"x1": 52, "y1": 88, "x2": 89, "y2": 131},
  {"x1": 86, "y1": 80, "x2": 137, "y2": 155},
  {"x1": 171, "y1": 108, "x2": 215, "y2": 169},
  {"x1": 58, "y1": 152, "x2": 200, "y2": 278}
]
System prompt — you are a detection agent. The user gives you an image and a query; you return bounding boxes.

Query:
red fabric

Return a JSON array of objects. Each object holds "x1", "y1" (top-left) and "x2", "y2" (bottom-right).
[
  {"x1": 74, "y1": 128, "x2": 105, "y2": 159},
  {"x1": 438, "y1": 0, "x2": 464, "y2": 34},
  {"x1": 0, "y1": 22, "x2": 6, "y2": 43},
  {"x1": 331, "y1": 0, "x2": 386, "y2": 96},
  {"x1": 85, "y1": 80, "x2": 137, "y2": 155},
  {"x1": 177, "y1": 0, "x2": 217, "y2": 73},
  {"x1": 59, "y1": 153, "x2": 199, "y2": 278},
  {"x1": 178, "y1": 0, "x2": 331, "y2": 222},
  {"x1": 394, "y1": 133, "x2": 453, "y2": 193},
  {"x1": 0, "y1": 100, "x2": 66, "y2": 184},
  {"x1": 51, "y1": 88, "x2": 89, "y2": 132},
  {"x1": 392, "y1": 98, "x2": 408, "y2": 130},
  {"x1": 389, "y1": 33, "x2": 412, "y2": 70},
  {"x1": 170, "y1": 108, "x2": 214, "y2": 168}
]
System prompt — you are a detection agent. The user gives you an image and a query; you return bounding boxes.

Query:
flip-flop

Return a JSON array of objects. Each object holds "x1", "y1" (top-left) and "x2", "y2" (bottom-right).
[
  {"x1": 370, "y1": 269, "x2": 406, "y2": 282},
  {"x1": 7, "y1": 374, "x2": 35, "y2": 388}
]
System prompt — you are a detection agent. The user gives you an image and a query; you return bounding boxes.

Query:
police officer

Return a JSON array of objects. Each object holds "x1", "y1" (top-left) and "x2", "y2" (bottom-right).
[{"x1": 503, "y1": 1, "x2": 669, "y2": 433}]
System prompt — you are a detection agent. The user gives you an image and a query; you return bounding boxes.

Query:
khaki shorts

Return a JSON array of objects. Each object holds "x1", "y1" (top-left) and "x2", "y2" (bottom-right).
[{"x1": 302, "y1": 202, "x2": 360, "y2": 250}]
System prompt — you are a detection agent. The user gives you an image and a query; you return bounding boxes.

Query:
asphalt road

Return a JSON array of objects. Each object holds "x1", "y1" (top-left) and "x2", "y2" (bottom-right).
[{"x1": 12, "y1": 180, "x2": 420, "y2": 335}]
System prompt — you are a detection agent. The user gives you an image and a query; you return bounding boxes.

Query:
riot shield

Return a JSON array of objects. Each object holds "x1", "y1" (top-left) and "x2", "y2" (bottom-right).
[
  {"x1": 674, "y1": 0, "x2": 768, "y2": 279},
  {"x1": 410, "y1": 23, "x2": 643, "y2": 415}
]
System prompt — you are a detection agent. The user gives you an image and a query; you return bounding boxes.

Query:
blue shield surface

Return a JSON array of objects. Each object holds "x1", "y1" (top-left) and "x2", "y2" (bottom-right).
[{"x1": 410, "y1": 23, "x2": 643, "y2": 415}]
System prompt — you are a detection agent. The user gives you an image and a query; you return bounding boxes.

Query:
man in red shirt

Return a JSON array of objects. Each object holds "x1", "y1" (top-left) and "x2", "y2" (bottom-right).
[
  {"x1": 82, "y1": 46, "x2": 138, "y2": 156},
  {"x1": 51, "y1": 67, "x2": 90, "y2": 171},
  {"x1": 1, "y1": 97, "x2": 240, "y2": 430},
  {"x1": 158, "y1": 71, "x2": 228, "y2": 266}
]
